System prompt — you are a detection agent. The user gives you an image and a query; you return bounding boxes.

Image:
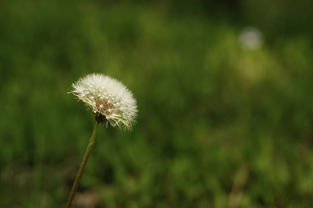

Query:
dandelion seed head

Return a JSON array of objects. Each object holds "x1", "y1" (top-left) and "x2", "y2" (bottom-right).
[
  {"x1": 71, "y1": 73, "x2": 137, "y2": 129},
  {"x1": 239, "y1": 27, "x2": 263, "y2": 50}
]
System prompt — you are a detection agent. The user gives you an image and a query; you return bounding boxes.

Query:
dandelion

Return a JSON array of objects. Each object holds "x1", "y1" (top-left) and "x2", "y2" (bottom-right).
[
  {"x1": 65, "y1": 73, "x2": 137, "y2": 208},
  {"x1": 71, "y1": 73, "x2": 137, "y2": 129},
  {"x1": 239, "y1": 27, "x2": 263, "y2": 50}
]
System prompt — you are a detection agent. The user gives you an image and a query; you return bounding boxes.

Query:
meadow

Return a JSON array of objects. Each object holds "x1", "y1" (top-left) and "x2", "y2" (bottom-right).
[{"x1": 0, "y1": 0, "x2": 313, "y2": 207}]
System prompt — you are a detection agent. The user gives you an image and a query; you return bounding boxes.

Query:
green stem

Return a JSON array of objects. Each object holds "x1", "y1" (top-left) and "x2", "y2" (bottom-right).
[{"x1": 65, "y1": 122, "x2": 98, "y2": 208}]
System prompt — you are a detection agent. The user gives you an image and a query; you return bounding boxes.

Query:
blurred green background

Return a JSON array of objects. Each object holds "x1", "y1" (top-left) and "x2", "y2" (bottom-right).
[{"x1": 1, "y1": 0, "x2": 313, "y2": 207}]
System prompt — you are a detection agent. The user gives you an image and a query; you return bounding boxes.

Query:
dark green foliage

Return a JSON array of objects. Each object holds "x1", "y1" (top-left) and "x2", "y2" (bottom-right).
[{"x1": 0, "y1": 1, "x2": 313, "y2": 207}]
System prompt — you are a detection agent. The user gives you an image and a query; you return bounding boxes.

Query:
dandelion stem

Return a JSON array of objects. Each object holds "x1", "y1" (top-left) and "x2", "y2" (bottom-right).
[{"x1": 65, "y1": 122, "x2": 98, "y2": 208}]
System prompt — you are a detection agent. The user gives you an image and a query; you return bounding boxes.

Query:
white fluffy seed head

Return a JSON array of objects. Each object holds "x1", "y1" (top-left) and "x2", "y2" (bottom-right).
[{"x1": 71, "y1": 73, "x2": 138, "y2": 129}]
